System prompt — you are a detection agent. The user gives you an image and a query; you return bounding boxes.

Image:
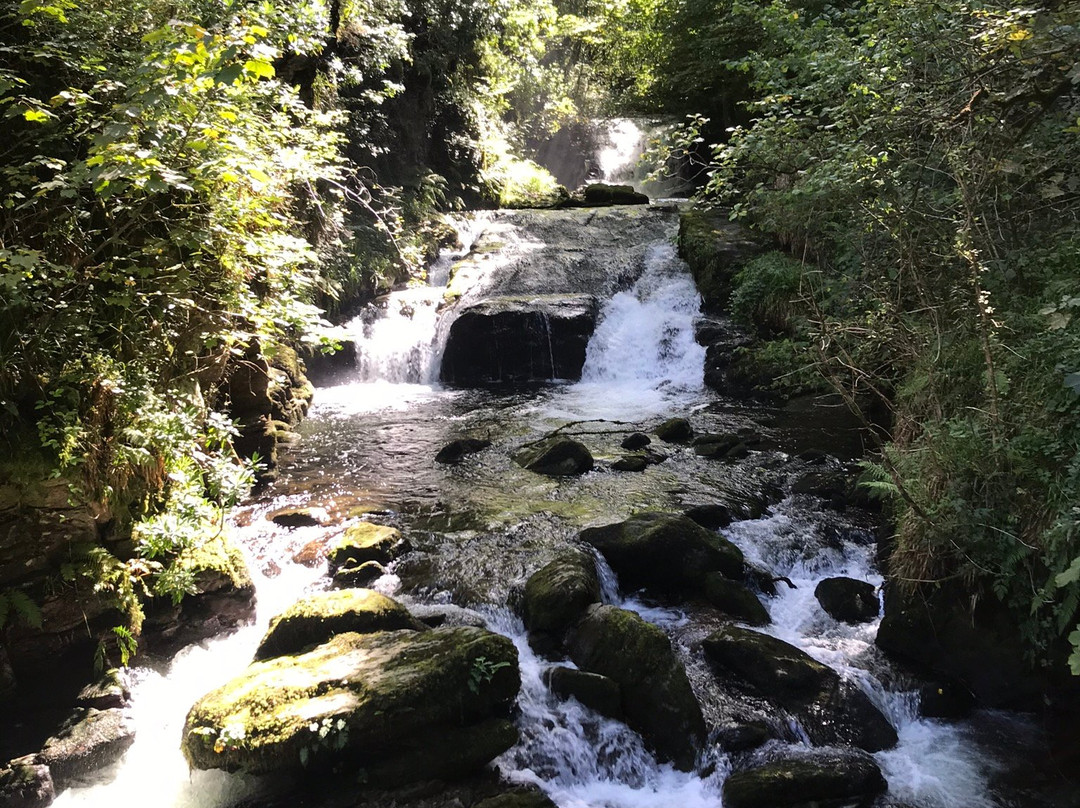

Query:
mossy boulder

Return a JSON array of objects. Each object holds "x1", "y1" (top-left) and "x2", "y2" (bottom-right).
[
  {"x1": 611, "y1": 455, "x2": 648, "y2": 472},
  {"x1": 255, "y1": 589, "x2": 427, "y2": 660},
  {"x1": 331, "y1": 560, "x2": 386, "y2": 589},
  {"x1": 514, "y1": 437, "x2": 594, "y2": 477},
  {"x1": 578, "y1": 183, "x2": 649, "y2": 206},
  {"x1": 522, "y1": 549, "x2": 601, "y2": 641},
  {"x1": 568, "y1": 604, "x2": 704, "y2": 770},
  {"x1": 723, "y1": 749, "x2": 887, "y2": 808},
  {"x1": 814, "y1": 577, "x2": 879, "y2": 624},
  {"x1": 474, "y1": 789, "x2": 559, "y2": 808},
  {"x1": 580, "y1": 512, "x2": 744, "y2": 596},
  {"x1": 76, "y1": 669, "x2": 130, "y2": 710},
  {"x1": 701, "y1": 573, "x2": 771, "y2": 626},
  {"x1": 0, "y1": 758, "x2": 54, "y2": 808},
  {"x1": 654, "y1": 417, "x2": 693, "y2": 443},
  {"x1": 703, "y1": 626, "x2": 897, "y2": 752},
  {"x1": 182, "y1": 626, "x2": 520, "y2": 778},
  {"x1": 620, "y1": 432, "x2": 651, "y2": 450},
  {"x1": 543, "y1": 666, "x2": 622, "y2": 720},
  {"x1": 328, "y1": 523, "x2": 410, "y2": 574}
]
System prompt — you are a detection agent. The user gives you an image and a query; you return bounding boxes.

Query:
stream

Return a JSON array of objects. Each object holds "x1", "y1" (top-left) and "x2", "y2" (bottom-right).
[{"x1": 53, "y1": 204, "x2": 1066, "y2": 808}]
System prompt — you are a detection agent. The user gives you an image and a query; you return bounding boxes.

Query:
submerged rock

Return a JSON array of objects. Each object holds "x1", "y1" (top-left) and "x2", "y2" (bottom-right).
[
  {"x1": 581, "y1": 512, "x2": 744, "y2": 596},
  {"x1": 328, "y1": 523, "x2": 410, "y2": 574},
  {"x1": 40, "y1": 708, "x2": 135, "y2": 790},
  {"x1": 723, "y1": 748, "x2": 887, "y2": 808},
  {"x1": 183, "y1": 627, "x2": 520, "y2": 780},
  {"x1": 543, "y1": 666, "x2": 622, "y2": 720},
  {"x1": 0, "y1": 758, "x2": 54, "y2": 808},
  {"x1": 654, "y1": 417, "x2": 693, "y2": 443},
  {"x1": 702, "y1": 573, "x2": 771, "y2": 626},
  {"x1": 255, "y1": 589, "x2": 427, "y2": 660},
  {"x1": 434, "y1": 438, "x2": 493, "y2": 464},
  {"x1": 522, "y1": 549, "x2": 601, "y2": 642},
  {"x1": 814, "y1": 577, "x2": 879, "y2": 624},
  {"x1": 514, "y1": 437, "x2": 594, "y2": 477},
  {"x1": 703, "y1": 626, "x2": 897, "y2": 752},
  {"x1": 568, "y1": 604, "x2": 704, "y2": 770}
]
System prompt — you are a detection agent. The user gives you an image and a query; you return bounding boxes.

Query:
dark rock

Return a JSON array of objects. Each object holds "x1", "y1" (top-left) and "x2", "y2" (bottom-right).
[
  {"x1": 255, "y1": 589, "x2": 427, "y2": 660},
  {"x1": 435, "y1": 439, "x2": 493, "y2": 464},
  {"x1": 919, "y1": 680, "x2": 975, "y2": 719},
  {"x1": 568, "y1": 604, "x2": 704, "y2": 770},
  {"x1": 703, "y1": 625, "x2": 897, "y2": 752},
  {"x1": 684, "y1": 504, "x2": 734, "y2": 530},
  {"x1": 328, "y1": 523, "x2": 410, "y2": 574},
  {"x1": 620, "y1": 433, "x2": 651, "y2": 450},
  {"x1": 702, "y1": 573, "x2": 771, "y2": 626},
  {"x1": 791, "y1": 471, "x2": 850, "y2": 500},
  {"x1": 611, "y1": 455, "x2": 648, "y2": 472},
  {"x1": 523, "y1": 550, "x2": 601, "y2": 642},
  {"x1": 642, "y1": 449, "x2": 668, "y2": 465},
  {"x1": 0, "y1": 758, "x2": 54, "y2": 808},
  {"x1": 40, "y1": 707, "x2": 135, "y2": 789},
  {"x1": 725, "y1": 442, "x2": 751, "y2": 460},
  {"x1": 814, "y1": 577, "x2": 879, "y2": 624},
  {"x1": 440, "y1": 295, "x2": 599, "y2": 385},
  {"x1": 331, "y1": 560, "x2": 386, "y2": 589},
  {"x1": 798, "y1": 449, "x2": 829, "y2": 465},
  {"x1": 543, "y1": 666, "x2": 622, "y2": 719},
  {"x1": 514, "y1": 437, "x2": 594, "y2": 477},
  {"x1": 76, "y1": 669, "x2": 129, "y2": 710},
  {"x1": 654, "y1": 418, "x2": 693, "y2": 443},
  {"x1": 581, "y1": 512, "x2": 744, "y2": 596},
  {"x1": 183, "y1": 626, "x2": 520, "y2": 776},
  {"x1": 268, "y1": 507, "x2": 331, "y2": 528},
  {"x1": 723, "y1": 748, "x2": 887, "y2": 808},
  {"x1": 474, "y1": 788, "x2": 558, "y2": 808},
  {"x1": 678, "y1": 210, "x2": 766, "y2": 313},
  {"x1": 714, "y1": 722, "x2": 772, "y2": 754},
  {"x1": 876, "y1": 582, "x2": 1040, "y2": 710},
  {"x1": 578, "y1": 183, "x2": 649, "y2": 206}
]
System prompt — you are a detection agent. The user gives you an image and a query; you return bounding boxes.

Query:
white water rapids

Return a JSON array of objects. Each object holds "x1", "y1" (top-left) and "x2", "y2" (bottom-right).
[{"x1": 51, "y1": 207, "x2": 1032, "y2": 808}]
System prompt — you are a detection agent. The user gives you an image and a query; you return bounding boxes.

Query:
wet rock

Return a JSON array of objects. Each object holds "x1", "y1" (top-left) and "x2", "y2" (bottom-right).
[
  {"x1": 581, "y1": 512, "x2": 744, "y2": 596},
  {"x1": 269, "y1": 507, "x2": 331, "y2": 528},
  {"x1": 703, "y1": 626, "x2": 897, "y2": 752},
  {"x1": 723, "y1": 748, "x2": 887, "y2": 808},
  {"x1": 440, "y1": 295, "x2": 599, "y2": 385},
  {"x1": 678, "y1": 210, "x2": 765, "y2": 313},
  {"x1": 183, "y1": 627, "x2": 520, "y2": 778},
  {"x1": 514, "y1": 437, "x2": 594, "y2": 477},
  {"x1": 611, "y1": 455, "x2": 648, "y2": 472},
  {"x1": 568, "y1": 604, "x2": 704, "y2": 770},
  {"x1": 473, "y1": 788, "x2": 558, "y2": 808},
  {"x1": 654, "y1": 417, "x2": 693, "y2": 443},
  {"x1": 408, "y1": 604, "x2": 487, "y2": 629},
  {"x1": 543, "y1": 667, "x2": 622, "y2": 720},
  {"x1": 695, "y1": 434, "x2": 750, "y2": 460},
  {"x1": 522, "y1": 549, "x2": 601, "y2": 642},
  {"x1": 791, "y1": 471, "x2": 850, "y2": 500},
  {"x1": 577, "y1": 183, "x2": 649, "y2": 206},
  {"x1": 254, "y1": 589, "x2": 427, "y2": 660},
  {"x1": 798, "y1": 448, "x2": 829, "y2": 465},
  {"x1": 702, "y1": 573, "x2": 771, "y2": 626},
  {"x1": 684, "y1": 504, "x2": 734, "y2": 530},
  {"x1": 713, "y1": 721, "x2": 772, "y2": 754},
  {"x1": 814, "y1": 577, "x2": 879, "y2": 624},
  {"x1": 0, "y1": 758, "x2": 54, "y2": 808},
  {"x1": 75, "y1": 669, "x2": 129, "y2": 711},
  {"x1": 40, "y1": 707, "x2": 135, "y2": 789},
  {"x1": 620, "y1": 432, "x2": 651, "y2": 450},
  {"x1": 331, "y1": 560, "x2": 386, "y2": 589},
  {"x1": 291, "y1": 539, "x2": 327, "y2": 568},
  {"x1": 642, "y1": 449, "x2": 668, "y2": 465},
  {"x1": 919, "y1": 680, "x2": 975, "y2": 719},
  {"x1": 328, "y1": 523, "x2": 410, "y2": 574},
  {"x1": 435, "y1": 439, "x2": 493, "y2": 464}
]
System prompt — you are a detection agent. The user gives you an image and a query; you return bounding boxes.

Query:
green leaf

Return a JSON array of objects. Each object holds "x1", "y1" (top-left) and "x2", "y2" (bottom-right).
[
  {"x1": 23, "y1": 108, "x2": 50, "y2": 123},
  {"x1": 214, "y1": 64, "x2": 244, "y2": 86},
  {"x1": 243, "y1": 59, "x2": 275, "y2": 80},
  {"x1": 1056, "y1": 556, "x2": 1080, "y2": 588}
]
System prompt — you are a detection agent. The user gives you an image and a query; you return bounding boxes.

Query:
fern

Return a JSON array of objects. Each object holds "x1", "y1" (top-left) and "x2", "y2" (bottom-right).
[{"x1": 0, "y1": 588, "x2": 43, "y2": 630}]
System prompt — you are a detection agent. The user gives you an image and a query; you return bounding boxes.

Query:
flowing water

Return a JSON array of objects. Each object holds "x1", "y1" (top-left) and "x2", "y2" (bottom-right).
[{"x1": 54, "y1": 206, "x2": 1067, "y2": 808}]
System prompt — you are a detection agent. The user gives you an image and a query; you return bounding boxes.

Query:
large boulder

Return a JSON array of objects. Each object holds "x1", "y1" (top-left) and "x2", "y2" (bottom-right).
[
  {"x1": 440, "y1": 295, "x2": 599, "y2": 385},
  {"x1": 328, "y1": 523, "x2": 410, "y2": 575},
  {"x1": 514, "y1": 437, "x2": 594, "y2": 477},
  {"x1": 722, "y1": 748, "x2": 887, "y2": 808},
  {"x1": 522, "y1": 549, "x2": 601, "y2": 641},
  {"x1": 576, "y1": 183, "x2": 649, "y2": 207},
  {"x1": 0, "y1": 758, "x2": 54, "y2": 808},
  {"x1": 580, "y1": 512, "x2": 743, "y2": 596},
  {"x1": 703, "y1": 626, "x2": 897, "y2": 752},
  {"x1": 39, "y1": 707, "x2": 135, "y2": 790},
  {"x1": 701, "y1": 573, "x2": 770, "y2": 626},
  {"x1": 568, "y1": 604, "x2": 704, "y2": 770},
  {"x1": 254, "y1": 589, "x2": 427, "y2": 660},
  {"x1": 182, "y1": 627, "x2": 520, "y2": 781},
  {"x1": 543, "y1": 667, "x2": 622, "y2": 720},
  {"x1": 814, "y1": 577, "x2": 879, "y2": 624}
]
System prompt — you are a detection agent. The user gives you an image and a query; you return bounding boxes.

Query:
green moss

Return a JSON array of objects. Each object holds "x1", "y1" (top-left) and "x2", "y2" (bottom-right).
[
  {"x1": 329, "y1": 523, "x2": 406, "y2": 572},
  {"x1": 175, "y1": 531, "x2": 253, "y2": 593},
  {"x1": 677, "y1": 209, "x2": 763, "y2": 311}
]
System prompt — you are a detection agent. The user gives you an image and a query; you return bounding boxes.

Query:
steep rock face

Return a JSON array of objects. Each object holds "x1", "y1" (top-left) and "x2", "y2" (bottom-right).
[
  {"x1": 568, "y1": 604, "x2": 704, "y2": 770},
  {"x1": 440, "y1": 296, "x2": 599, "y2": 385},
  {"x1": 182, "y1": 627, "x2": 520, "y2": 781}
]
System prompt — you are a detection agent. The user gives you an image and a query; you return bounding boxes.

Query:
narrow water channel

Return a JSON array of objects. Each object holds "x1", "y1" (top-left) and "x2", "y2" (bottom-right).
[{"x1": 55, "y1": 205, "x2": 1057, "y2": 808}]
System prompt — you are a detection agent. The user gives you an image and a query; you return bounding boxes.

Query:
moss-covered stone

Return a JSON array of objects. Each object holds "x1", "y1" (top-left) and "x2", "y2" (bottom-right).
[
  {"x1": 701, "y1": 573, "x2": 771, "y2": 626},
  {"x1": 514, "y1": 437, "x2": 594, "y2": 477},
  {"x1": 474, "y1": 788, "x2": 559, "y2": 808},
  {"x1": 331, "y1": 560, "x2": 386, "y2": 589},
  {"x1": 722, "y1": 750, "x2": 887, "y2": 808},
  {"x1": 677, "y1": 210, "x2": 764, "y2": 312},
  {"x1": 0, "y1": 758, "x2": 54, "y2": 808},
  {"x1": 703, "y1": 625, "x2": 897, "y2": 752},
  {"x1": 255, "y1": 589, "x2": 427, "y2": 660},
  {"x1": 814, "y1": 577, "x2": 879, "y2": 624},
  {"x1": 654, "y1": 417, "x2": 693, "y2": 443},
  {"x1": 522, "y1": 549, "x2": 601, "y2": 640},
  {"x1": 543, "y1": 666, "x2": 622, "y2": 720},
  {"x1": 328, "y1": 523, "x2": 409, "y2": 574},
  {"x1": 576, "y1": 183, "x2": 649, "y2": 206},
  {"x1": 182, "y1": 626, "x2": 519, "y2": 775},
  {"x1": 568, "y1": 604, "x2": 704, "y2": 770},
  {"x1": 76, "y1": 668, "x2": 130, "y2": 710},
  {"x1": 581, "y1": 512, "x2": 744, "y2": 596}
]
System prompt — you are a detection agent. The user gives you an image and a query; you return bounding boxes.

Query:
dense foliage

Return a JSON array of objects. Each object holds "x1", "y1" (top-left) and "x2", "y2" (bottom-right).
[{"x1": 669, "y1": 0, "x2": 1080, "y2": 673}]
